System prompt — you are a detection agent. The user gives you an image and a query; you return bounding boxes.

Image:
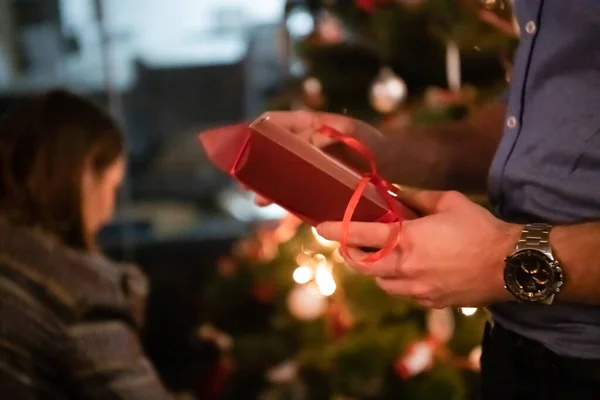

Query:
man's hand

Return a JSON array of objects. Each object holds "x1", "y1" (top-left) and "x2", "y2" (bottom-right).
[
  {"x1": 317, "y1": 190, "x2": 520, "y2": 308},
  {"x1": 250, "y1": 110, "x2": 384, "y2": 206}
]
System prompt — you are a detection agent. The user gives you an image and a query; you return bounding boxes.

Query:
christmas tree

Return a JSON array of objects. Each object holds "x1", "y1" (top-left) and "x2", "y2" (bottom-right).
[
  {"x1": 197, "y1": 1, "x2": 516, "y2": 399},
  {"x1": 275, "y1": 0, "x2": 517, "y2": 124}
]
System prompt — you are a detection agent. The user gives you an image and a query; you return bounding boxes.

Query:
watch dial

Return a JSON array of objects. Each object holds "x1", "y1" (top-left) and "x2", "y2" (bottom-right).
[{"x1": 504, "y1": 250, "x2": 557, "y2": 301}]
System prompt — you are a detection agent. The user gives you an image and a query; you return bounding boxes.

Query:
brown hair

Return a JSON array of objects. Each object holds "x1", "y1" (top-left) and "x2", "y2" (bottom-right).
[{"x1": 0, "y1": 89, "x2": 124, "y2": 250}]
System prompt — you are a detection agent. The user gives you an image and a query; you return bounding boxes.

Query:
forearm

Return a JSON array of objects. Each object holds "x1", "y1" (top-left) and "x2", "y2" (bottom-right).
[
  {"x1": 372, "y1": 102, "x2": 507, "y2": 192},
  {"x1": 550, "y1": 222, "x2": 600, "y2": 304}
]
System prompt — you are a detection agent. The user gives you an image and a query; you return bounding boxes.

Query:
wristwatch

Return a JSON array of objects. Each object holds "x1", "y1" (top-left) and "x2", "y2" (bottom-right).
[{"x1": 503, "y1": 223, "x2": 564, "y2": 304}]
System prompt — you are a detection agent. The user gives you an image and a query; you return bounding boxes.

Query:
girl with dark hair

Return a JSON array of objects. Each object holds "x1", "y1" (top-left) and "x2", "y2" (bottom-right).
[{"x1": 0, "y1": 90, "x2": 174, "y2": 399}]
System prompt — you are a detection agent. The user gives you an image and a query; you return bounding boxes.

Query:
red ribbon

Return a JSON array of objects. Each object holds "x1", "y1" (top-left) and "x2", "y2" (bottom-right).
[{"x1": 317, "y1": 125, "x2": 403, "y2": 264}]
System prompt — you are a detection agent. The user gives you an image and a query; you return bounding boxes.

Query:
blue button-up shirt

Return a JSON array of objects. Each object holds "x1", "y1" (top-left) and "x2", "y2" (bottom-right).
[{"x1": 488, "y1": 0, "x2": 600, "y2": 359}]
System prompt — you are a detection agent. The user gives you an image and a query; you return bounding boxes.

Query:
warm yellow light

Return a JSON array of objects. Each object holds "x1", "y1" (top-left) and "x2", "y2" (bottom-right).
[
  {"x1": 293, "y1": 265, "x2": 314, "y2": 284},
  {"x1": 311, "y1": 226, "x2": 338, "y2": 248},
  {"x1": 317, "y1": 278, "x2": 336, "y2": 296},
  {"x1": 461, "y1": 307, "x2": 477, "y2": 316},
  {"x1": 295, "y1": 252, "x2": 312, "y2": 268},
  {"x1": 313, "y1": 253, "x2": 327, "y2": 267},
  {"x1": 315, "y1": 264, "x2": 336, "y2": 296}
]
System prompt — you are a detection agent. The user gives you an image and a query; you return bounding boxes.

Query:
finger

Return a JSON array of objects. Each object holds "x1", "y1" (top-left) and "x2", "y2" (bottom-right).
[
  {"x1": 313, "y1": 112, "x2": 358, "y2": 135},
  {"x1": 309, "y1": 131, "x2": 337, "y2": 148},
  {"x1": 375, "y1": 277, "x2": 415, "y2": 297},
  {"x1": 294, "y1": 129, "x2": 337, "y2": 148},
  {"x1": 343, "y1": 247, "x2": 401, "y2": 278},
  {"x1": 395, "y1": 189, "x2": 444, "y2": 215},
  {"x1": 259, "y1": 110, "x2": 315, "y2": 134},
  {"x1": 261, "y1": 111, "x2": 356, "y2": 136},
  {"x1": 415, "y1": 299, "x2": 436, "y2": 309},
  {"x1": 396, "y1": 189, "x2": 466, "y2": 215},
  {"x1": 316, "y1": 222, "x2": 394, "y2": 248}
]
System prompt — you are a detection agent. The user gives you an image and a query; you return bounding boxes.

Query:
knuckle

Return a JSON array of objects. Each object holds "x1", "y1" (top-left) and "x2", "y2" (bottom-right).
[
  {"x1": 259, "y1": 111, "x2": 273, "y2": 120},
  {"x1": 418, "y1": 299, "x2": 434, "y2": 309},
  {"x1": 375, "y1": 278, "x2": 391, "y2": 293},
  {"x1": 442, "y1": 190, "x2": 464, "y2": 205},
  {"x1": 411, "y1": 283, "x2": 430, "y2": 298},
  {"x1": 296, "y1": 109, "x2": 310, "y2": 118},
  {"x1": 376, "y1": 278, "x2": 403, "y2": 297},
  {"x1": 399, "y1": 262, "x2": 419, "y2": 278},
  {"x1": 430, "y1": 300, "x2": 446, "y2": 310},
  {"x1": 295, "y1": 109, "x2": 313, "y2": 123},
  {"x1": 429, "y1": 293, "x2": 448, "y2": 309},
  {"x1": 383, "y1": 223, "x2": 395, "y2": 239},
  {"x1": 348, "y1": 260, "x2": 369, "y2": 274},
  {"x1": 354, "y1": 229, "x2": 368, "y2": 242},
  {"x1": 353, "y1": 229, "x2": 373, "y2": 246}
]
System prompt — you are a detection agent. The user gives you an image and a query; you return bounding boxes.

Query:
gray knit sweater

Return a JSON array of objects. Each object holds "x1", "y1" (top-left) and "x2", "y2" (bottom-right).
[{"x1": 0, "y1": 222, "x2": 173, "y2": 399}]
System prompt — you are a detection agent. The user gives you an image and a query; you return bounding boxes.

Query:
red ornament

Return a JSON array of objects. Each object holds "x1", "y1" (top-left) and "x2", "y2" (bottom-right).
[
  {"x1": 196, "y1": 355, "x2": 234, "y2": 400},
  {"x1": 394, "y1": 338, "x2": 437, "y2": 380},
  {"x1": 253, "y1": 282, "x2": 276, "y2": 303},
  {"x1": 233, "y1": 238, "x2": 261, "y2": 260},
  {"x1": 256, "y1": 225, "x2": 280, "y2": 261},
  {"x1": 326, "y1": 299, "x2": 354, "y2": 339},
  {"x1": 217, "y1": 256, "x2": 237, "y2": 278},
  {"x1": 356, "y1": 0, "x2": 389, "y2": 12}
]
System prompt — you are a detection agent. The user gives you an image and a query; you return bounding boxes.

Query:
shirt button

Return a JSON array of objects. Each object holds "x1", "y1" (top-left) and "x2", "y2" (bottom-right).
[
  {"x1": 525, "y1": 21, "x2": 537, "y2": 34},
  {"x1": 506, "y1": 116, "x2": 517, "y2": 129}
]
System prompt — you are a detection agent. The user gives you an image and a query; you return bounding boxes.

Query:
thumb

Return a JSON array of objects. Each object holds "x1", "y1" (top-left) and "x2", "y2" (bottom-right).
[{"x1": 396, "y1": 189, "x2": 448, "y2": 215}]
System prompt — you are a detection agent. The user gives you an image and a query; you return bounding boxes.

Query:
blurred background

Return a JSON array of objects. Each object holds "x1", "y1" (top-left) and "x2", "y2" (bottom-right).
[{"x1": 0, "y1": 1, "x2": 516, "y2": 399}]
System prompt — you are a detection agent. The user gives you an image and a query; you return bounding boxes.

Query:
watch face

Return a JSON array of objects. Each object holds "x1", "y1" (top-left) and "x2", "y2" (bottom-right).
[{"x1": 504, "y1": 250, "x2": 562, "y2": 302}]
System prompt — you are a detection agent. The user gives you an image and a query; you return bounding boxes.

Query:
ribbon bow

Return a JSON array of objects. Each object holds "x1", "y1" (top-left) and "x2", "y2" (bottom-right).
[{"x1": 317, "y1": 125, "x2": 403, "y2": 264}]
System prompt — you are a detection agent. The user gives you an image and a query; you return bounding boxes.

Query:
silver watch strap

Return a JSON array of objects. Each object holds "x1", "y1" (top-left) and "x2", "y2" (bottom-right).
[{"x1": 516, "y1": 223, "x2": 552, "y2": 253}]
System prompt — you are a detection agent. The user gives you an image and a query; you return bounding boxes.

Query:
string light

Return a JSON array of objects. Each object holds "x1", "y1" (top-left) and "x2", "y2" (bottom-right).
[
  {"x1": 460, "y1": 307, "x2": 477, "y2": 316},
  {"x1": 291, "y1": 252, "x2": 337, "y2": 295},
  {"x1": 316, "y1": 268, "x2": 336, "y2": 296},
  {"x1": 293, "y1": 265, "x2": 314, "y2": 284},
  {"x1": 311, "y1": 226, "x2": 338, "y2": 248},
  {"x1": 315, "y1": 259, "x2": 336, "y2": 296},
  {"x1": 295, "y1": 252, "x2": 312, "y2": 267},
  {"x1": 313, "y1": 253, "x2": 327, "y2": 267}
]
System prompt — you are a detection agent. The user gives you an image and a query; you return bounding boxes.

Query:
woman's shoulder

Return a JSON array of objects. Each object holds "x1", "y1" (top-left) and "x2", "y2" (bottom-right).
[
  {"x1": 0, "y1": 224, "x2": 169, "y2": 399},
  {"x1": 0, "y1": 222, "x2": 146, "y2": 323}
]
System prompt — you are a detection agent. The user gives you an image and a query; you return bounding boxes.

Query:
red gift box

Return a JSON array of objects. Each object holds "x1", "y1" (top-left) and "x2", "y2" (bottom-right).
[{"x1": 198, "y1": 116, "x2": 415, "y2": 262}]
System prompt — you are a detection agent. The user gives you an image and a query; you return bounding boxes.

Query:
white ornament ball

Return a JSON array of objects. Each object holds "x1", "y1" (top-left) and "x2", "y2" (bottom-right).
[
  {"x1": 317, "y1": 12, "x2": 344, "y2": 43},
  {"x1": 286, "y1": 6, "x2": 314, "y2": 38},
  {"x1": 302, "y1": 76, "x2": 326, "y2": 109},
  {"x1": 369, "y1": 67, "x2": 407, "y2": 114},
  {"x1": 303, "y1": 77, "x2": 322, "y2": 96},
  {"x1": 426, "y1": 308, "x2": 455, "y2": 344},
  {"x1": 287, "y1": 283, "x2": 327, "y2": 321},
  {"x1": 400, "y1": 340, "x2": 434, "y2": 378}
]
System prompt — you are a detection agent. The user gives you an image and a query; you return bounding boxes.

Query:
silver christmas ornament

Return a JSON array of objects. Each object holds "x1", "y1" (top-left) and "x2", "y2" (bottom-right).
[{"x1": 369, "y1": 67, "x2": 407, "y2": 114}]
